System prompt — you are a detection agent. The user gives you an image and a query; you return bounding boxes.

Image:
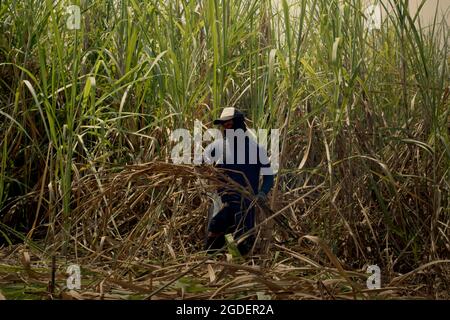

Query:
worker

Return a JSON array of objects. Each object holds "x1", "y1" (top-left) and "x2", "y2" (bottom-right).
[{"x1": 203, "y1": 107, "x2": 274, "y2": 255}]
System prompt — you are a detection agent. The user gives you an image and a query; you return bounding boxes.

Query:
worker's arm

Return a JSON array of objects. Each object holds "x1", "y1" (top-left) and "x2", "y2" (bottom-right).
[
  {"x1": 258, "y1": 143, "x2": 275, "y2": 197},
  {"x1": 260, "y1": 173, "x2": 274, "y2": 196},
  {"x1": 203, "y1": 139, "x2": 222, "y2": 165}
]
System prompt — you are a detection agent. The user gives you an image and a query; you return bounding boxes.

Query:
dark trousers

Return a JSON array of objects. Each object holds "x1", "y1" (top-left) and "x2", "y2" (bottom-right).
[{"x1": 205, "y1": 198, "x2": 255, "y2": 255}]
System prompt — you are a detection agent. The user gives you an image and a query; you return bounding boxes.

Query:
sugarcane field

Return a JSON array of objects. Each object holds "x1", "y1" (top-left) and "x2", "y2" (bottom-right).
[{"x1": 0, "y1": 0, "x2": 449, "y2": 303}]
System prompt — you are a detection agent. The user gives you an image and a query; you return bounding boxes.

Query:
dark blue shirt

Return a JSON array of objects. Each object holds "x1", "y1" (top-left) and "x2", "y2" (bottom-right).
[{"x1": 204, "y1": 131, "x2": 274, "y2": 203}]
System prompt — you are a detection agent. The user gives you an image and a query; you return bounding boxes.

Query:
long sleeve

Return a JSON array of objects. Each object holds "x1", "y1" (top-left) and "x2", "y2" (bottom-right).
[
  {"x1": 260, "y1": 172, "x2": 274, "y2": 195},
  {"x1": 257, "y1": 141, "x2": 275, "y2": 195}
]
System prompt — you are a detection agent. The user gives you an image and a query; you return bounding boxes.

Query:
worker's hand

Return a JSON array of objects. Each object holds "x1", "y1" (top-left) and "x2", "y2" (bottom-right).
[{"x1": 255, "y1": 191, "x2": 268, "y2": 204}]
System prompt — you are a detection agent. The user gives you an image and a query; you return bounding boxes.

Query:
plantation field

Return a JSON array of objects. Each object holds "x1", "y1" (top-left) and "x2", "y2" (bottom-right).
[{"x1": 0, "y1": 0, "x2": 449, "y2": 299}]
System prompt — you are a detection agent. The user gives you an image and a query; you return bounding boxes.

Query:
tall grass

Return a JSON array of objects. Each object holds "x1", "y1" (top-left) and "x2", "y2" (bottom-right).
[{"x1": 0, "y1": 0, "x2": 449, "y2": 298}]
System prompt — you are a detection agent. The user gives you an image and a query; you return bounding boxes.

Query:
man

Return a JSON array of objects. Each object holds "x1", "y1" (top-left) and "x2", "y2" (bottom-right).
[{"x1": 203, "y1": 107, "x2": 274, "y2": 255}]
